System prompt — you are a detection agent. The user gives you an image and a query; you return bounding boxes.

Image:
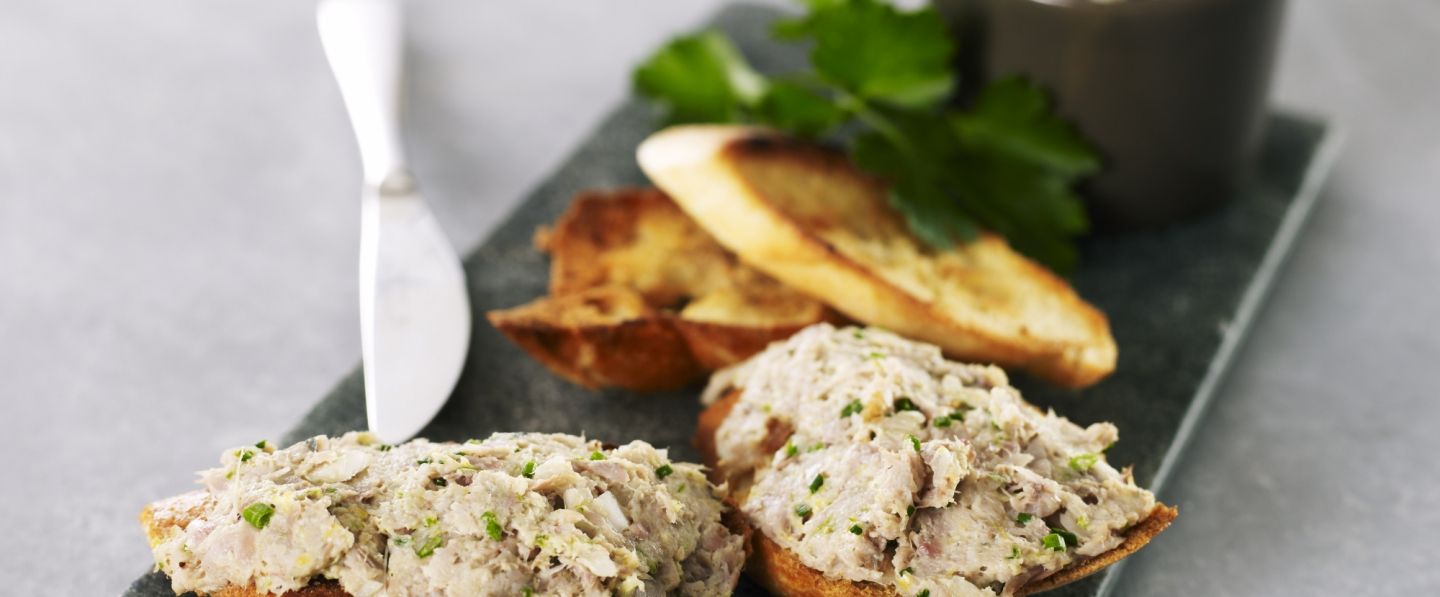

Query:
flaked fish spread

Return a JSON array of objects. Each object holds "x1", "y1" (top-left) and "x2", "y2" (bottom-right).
[
  {"x1": 705, "y1": 324, "x2": 1157, "y2": 596},
  {"x1": 145, "y1": 432, "x2": 744, "y2": 596}
]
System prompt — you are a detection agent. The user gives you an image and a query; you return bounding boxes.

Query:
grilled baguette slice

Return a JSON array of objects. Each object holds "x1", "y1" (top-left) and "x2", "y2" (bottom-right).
[
  {"x1": 694, "y1": 390, "x2": 1177, "y2": 597},
  {"x1": 487, "y1": 188, "x2": 837, "y2": 390},
  {"x1": 639, "y1": 126, "x2": 1117, "y2": 388}
]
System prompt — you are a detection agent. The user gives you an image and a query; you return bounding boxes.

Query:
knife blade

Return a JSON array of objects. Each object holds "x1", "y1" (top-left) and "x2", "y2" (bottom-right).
[{"x1": 318, "y1": 0, "x2": 471, "y2": 443}]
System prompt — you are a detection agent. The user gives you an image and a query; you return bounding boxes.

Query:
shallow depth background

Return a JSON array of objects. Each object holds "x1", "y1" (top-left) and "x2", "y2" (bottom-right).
[{"x1": 1, "y1": 1, "x2": 1436, "y2": 595}]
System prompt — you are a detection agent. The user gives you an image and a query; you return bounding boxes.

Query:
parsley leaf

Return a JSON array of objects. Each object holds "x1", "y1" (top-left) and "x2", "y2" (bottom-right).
[
  {"x1": 775, "y1": 0, "x2": 954, "y2": 107},
  {"x1": 634, "y1": 31, "x2": 766, "y2": 125}
]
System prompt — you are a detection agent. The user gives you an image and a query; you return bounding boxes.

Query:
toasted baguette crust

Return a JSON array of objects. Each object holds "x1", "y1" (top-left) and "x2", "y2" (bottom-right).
[
  {"x1": 489, "y1": 188, "x2": 836, "y2": 390},
  {"x1": 639, "y1": 126, "x2": 1117, "y2": 388},
  {"x1": 487, "y1": 286, "x2": 705, "y2": 391},
  {"x1": 694, "y1": 391, "x2": 1176, "y2": 596}
]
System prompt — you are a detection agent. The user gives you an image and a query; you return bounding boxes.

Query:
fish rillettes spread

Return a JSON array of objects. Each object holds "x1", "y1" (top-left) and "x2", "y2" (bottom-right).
[
  {"x1": 704, "y1": 324, "x2": 1157, "y2": 596},
  {"x1": 144, "y1": 432, "x2": 744, "y2": 596}
]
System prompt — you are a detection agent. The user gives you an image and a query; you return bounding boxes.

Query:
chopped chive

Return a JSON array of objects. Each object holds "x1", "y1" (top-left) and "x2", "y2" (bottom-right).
[
  {"x1": 655, "y1": 464, "x2": 674, "y2": 479},
  {"x1": 1042, "y1": 533, "x2": 1066, "y2": 551},
  {"x1": 840, "y1": 400, "x2": 863, "y2": 418},
  {"x1": 415, "y1": 533, "x2": 444, "y2": 558},
  {"x1": 589, "y1": 450, "x2": 605, "y2": 461},
  {"x1": 1007, "y1": 545, "x2": 1021, "y2": 559},
  {"x1": 785, "y1": 441, "x2": 798, "y2": 457},
  {"x1": 894, "y1": 397, "x2": 918, "y2": 412},
  {"x1": 1068, "y1": 453, "x2": 1100, "y2": 472},
  {"x1": 432, "y1": 477, "x2": 447, "y2": 487},
  {"x1": 522, "y1": 588, "x2": 534, "y2": 597},
  {"x1": 1051, "y1": 527, "x2": 1078, "y2": 547},
  {"x1": 237, "y1": 449, "x2": 254, "y2": 463},
  {"x1": 241, "y1": 502, "x2": 274, "y2": 530},
  {"x1": 1015, "y1": 513, "x2": 1033, "y2": 525},
  {"x1": 907, "y1": 505, "x2": 916, "y2": 518},
  {"x1": 521, "y1": 461, "x2": 536, "y2": 478},
  {"x1": 794, "y1": 503, "x2": 813, "y2": 517},
  {"x1": 483, "y1": 512, "x2": 503, "y2": 541},
  {"x1": 909, "y1": 435, "x2": 921, "y2": 452},
  {"x1": 254, "y1": 440, "x2": 268, "y2": 449},
  {"x1": 900, "y1": 567, "x2": 914, "y2": 576},
  {"x1": 949, "y1": 411, "x2": 965, "y2": 423},
  {"x1": 849, "y1": 524, "x2": 864, "y2": 535},
  {"x1": 918, "y1": 590, "x2": 931, "y2": 597},
  {"x1": 376, "y1": 444, "x2": 393, "y2": 452},
  {"x1": 934, "y1": 416, "x2": 952, "y2": 428},
  {"x1": 809, "y1": 474, "x2": 825, "y2": 493},
  {"x1": 416, "y1": 458, "x2": 432, "y2": 465}
]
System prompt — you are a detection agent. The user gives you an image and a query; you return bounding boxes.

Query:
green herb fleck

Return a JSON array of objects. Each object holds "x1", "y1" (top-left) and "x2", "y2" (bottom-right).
[
  {"x1": 424, "y1": 515, "x2": 438, "y2": 527},
  {"x1": 900, "y1": 567, "x2": 914, "y2": 576},
  {"x1": 241, "y1": 502, "x2": 274, "y2": 530},
  {"x1": 907, "y1": 505, "x2": 916, "y2": 518},
  {"x1": 852, "y1": 329, "x2": 865, "y2": 339},
  {"x1": 849, "y1": 524, "x2": 864, "y2": 535},
  {"x1": 522, "y1": 461, "x2": 536, "y2": 478},
  {"x1": 1016, "y1": 513, "x2": 1033, "y2": 525},
  {"x1": 868, "y1": 351, "x2": 885, "y2": 360},
  {"x1": 894, "y1": 397, "x2": 918, "y2": 412},
  {"x1": 376, "y1": 444, "x2": 392, "y2": 452},
  {"x1": 416, "y1": 458, "x2": 432, "y2": 465},
  {"x1": 483, "y1": 512, "x2": 504, "y2": 541},
  {"x1": 934, "y1": 416, "x2": 952, "y2": 428},
  {"x1": 589, "y1": 450, "x2": 605, "y2": 461},
  {"x1": 254, "y1": 440, "x2": 268, "y2": 450},
  {"x1": 794, "y1": 503, "x2": 813, "y2": 517},
  {"x1": 785, "y1": 441, "x2": 798, "y2": 458},
  {"x1": 1068, "y1": 453, "x2": 1100, "y2": 472},
  {"x1": 918, "y1": 590, "x2": 931, "y2": 597},
  {"x1": 1007, "y1": 545, "x2": 1021, "y2": 560},
  {"x1": 840, "y1": 400, "x2": 863, "y2": 418},
  {"x1": 655, "y1": 464, "x2": 674, "y2": 479},
  {"x1": 522, "y1": 588, "x2": 534, "y2": 597},
  {"x1": 237, "y1": 449, "x2": 254, "y2": 463},
  {"x1": 432, "y1": 477, "x2": 447, "y2": 487},
  {"x1": 1043, "y1": 527, "x2": 1078, "y2": 551},
  {"x1": 535, "y1": 534, "x2": 548, "y2": 548},
  {"x1": 415, "y1": 533, "x2": 444, "y2": 558},
  {"x1": 809, "y1": 474, "x2": 825, "y2": 493},
  {"x1": 810, "y1": 442, "x2": 826, "y2": 452},
  {"x1": 909, "y1": 435, "x2": 921, "y2": 452}
]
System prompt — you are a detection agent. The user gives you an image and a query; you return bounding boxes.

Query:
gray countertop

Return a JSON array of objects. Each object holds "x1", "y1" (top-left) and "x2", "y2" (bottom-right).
[{"x1": 2, "y1": 1, "x2": 1435, "y2": 595}]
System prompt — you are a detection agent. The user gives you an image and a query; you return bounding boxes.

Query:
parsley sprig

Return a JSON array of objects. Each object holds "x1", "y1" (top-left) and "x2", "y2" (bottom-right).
[{"x1": 634, "y1": 0, "x2": 1098, "y2": 272}]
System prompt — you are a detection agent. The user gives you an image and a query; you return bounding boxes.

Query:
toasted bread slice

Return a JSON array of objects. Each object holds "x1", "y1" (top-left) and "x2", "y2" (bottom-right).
[
  {"x1": 488, "y1": 188, "x2": 838, "y2": 390},
  {"x1": 694, "y1": 390, "x2": 1177, "y2": 597},
  {"x1": 639, "y1": 126, "x2": 1117, "y2": 388}
]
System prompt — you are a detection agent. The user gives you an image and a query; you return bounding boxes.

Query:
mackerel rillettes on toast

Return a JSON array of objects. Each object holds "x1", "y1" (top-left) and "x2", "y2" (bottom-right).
[
  {"x1": 141, "y1": 432, "x2": 745, "y2": 596},
  {"x1": 703, "y1": 324, "x2": 1164, "y2": 596}
]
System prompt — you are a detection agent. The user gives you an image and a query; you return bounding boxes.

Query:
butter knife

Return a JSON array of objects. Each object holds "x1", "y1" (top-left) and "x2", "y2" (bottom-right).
[{"x1": 318, "y1": 0, "x2": 471, "y2": 443}]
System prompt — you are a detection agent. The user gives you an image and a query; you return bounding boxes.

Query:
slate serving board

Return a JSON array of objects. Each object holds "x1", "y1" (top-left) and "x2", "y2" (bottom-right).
[{"x1": 126, "y1": 4, "x2": 1340, "y2": 596}]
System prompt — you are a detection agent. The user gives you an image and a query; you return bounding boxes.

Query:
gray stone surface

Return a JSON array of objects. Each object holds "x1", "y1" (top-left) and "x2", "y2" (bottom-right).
[{"x1": 1, "y1": 2, "x2": 1435, "y2": 597}]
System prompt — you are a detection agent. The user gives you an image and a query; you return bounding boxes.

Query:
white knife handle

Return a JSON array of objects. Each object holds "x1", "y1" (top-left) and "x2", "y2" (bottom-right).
[{"x1": 318, "y1": 0, "x2": 408, "y2": 188}]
